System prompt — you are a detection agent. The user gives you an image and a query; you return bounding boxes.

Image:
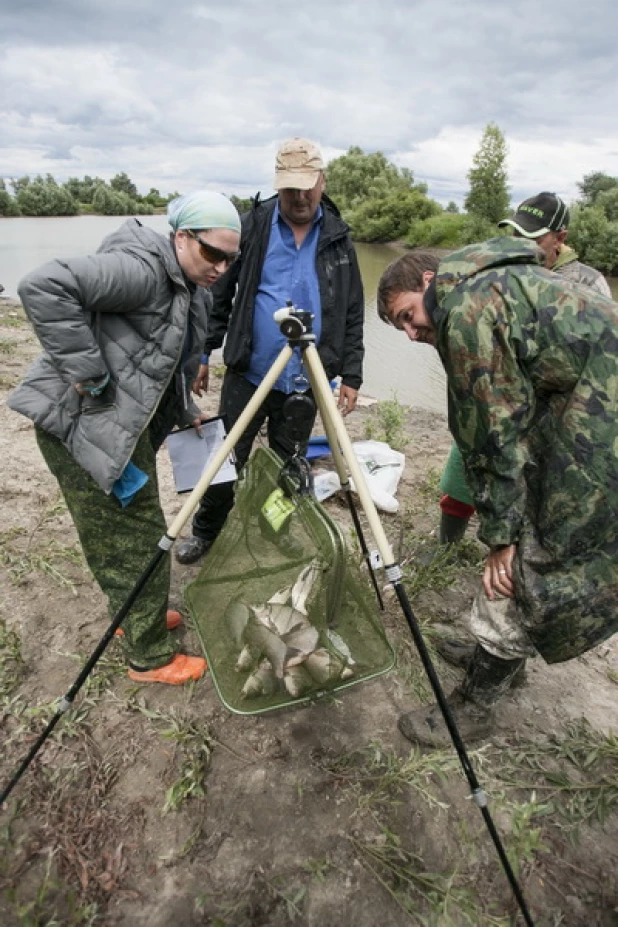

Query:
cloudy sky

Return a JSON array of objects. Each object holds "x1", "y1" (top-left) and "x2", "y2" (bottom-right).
[{"x1": 1, "y1": 0, "x2": 617, "y2": 208}]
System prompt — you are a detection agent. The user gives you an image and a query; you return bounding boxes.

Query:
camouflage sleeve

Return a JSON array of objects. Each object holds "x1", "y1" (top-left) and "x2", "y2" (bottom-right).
[{"x1": 442, "y1": 286, "x2": 537, "y2": 548}]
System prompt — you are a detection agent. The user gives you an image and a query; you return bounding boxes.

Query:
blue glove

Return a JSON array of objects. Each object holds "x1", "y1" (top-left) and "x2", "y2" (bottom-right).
[{"x1": 112, "y1": 461, "x2": 149, "y2": 508}]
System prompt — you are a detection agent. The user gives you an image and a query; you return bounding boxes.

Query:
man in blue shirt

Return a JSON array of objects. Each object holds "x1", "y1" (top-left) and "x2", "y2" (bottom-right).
[{"x1": 176, "y1": 137, "x2": 365, "y2": 563}]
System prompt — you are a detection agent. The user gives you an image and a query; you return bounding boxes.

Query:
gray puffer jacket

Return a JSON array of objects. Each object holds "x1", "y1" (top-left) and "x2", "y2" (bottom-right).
[{"x1": 9, "y1": 219, "x2": 209, "y2": 493}]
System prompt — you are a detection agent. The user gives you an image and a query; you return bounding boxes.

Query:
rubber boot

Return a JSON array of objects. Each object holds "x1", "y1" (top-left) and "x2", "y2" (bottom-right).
[
  {"x1": 439, "y1": 512, "x2": 470, "y2": 545},
  {"x1": 436, "y1": 638, "x2": 527, "y2": 687},
  {"x1": 175, "y1": 535, "x2": 213, "y2": 564},
  {"x1": 398, "y1": 645, "x2": 525, "y2": 748}
]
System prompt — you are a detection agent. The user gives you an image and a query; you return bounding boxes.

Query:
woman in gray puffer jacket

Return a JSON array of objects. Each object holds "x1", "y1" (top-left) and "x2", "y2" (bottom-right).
[{"x1": 9, "y1": 192, "x2": 241, "y2": 684}]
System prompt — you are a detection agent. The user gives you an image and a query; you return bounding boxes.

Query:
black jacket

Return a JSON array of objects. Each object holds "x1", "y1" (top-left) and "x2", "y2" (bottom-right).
[{"x1": 205, "y1": 194, "x2": 364, "y2": 390}]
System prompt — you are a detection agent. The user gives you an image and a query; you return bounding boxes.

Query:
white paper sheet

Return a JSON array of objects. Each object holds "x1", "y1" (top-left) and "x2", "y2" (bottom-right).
[{"x1": 165, "y1": 418, "x2": 237, "y2": 493}]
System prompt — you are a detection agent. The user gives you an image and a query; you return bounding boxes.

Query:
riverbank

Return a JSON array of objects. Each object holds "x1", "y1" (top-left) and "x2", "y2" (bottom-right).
[{"x1": 1, "y1": 297, "x2": 617, "y2": 926}]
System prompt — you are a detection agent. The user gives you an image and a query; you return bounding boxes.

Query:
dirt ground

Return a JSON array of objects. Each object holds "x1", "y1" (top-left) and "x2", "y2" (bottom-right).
[{"x1": 1, "y1": 296, "x2": 617, "y2": 927}]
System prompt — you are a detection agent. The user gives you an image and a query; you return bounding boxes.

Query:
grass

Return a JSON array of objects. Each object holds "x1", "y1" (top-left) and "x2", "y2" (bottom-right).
[
  {"x1": 0, "y1": 300, "x2": 29, "y2": 329},
  {"x1": 349, "y1": 828, "x2": 511, "y2": 926},
  {"x1": 487, "y1": 720, "x2": 618, "y2": 832},
  {"x1": 0, "y1": 616, "x2": 25, "y2": 699},
  {"x1": 0, "y1": 641, "x2": 139, "y2": 925},
  {"x1": 400, "y1": 534, "x2": 484, "y2": 599},
  {"x1": 0, "y1": 337, "x2": 17, "y2": 355},
  {"x1": 313, "y1": 740, "x2": 460, "y2": 813},
  {"x1": 364, "y1": 395, "x2": 408, "y2": 451},
  {"x1": 309, "y1": 722, "x2": 618, "y2": 923},
  {"x1": 0, "y1": 373, "x2": 19, "y2": 389},
  {"x1": 0, "y1": 497, "x2": 85, "y2": 593},
  {"x1": 123, "y1": 695, "x2": 214, "y2": 814}
]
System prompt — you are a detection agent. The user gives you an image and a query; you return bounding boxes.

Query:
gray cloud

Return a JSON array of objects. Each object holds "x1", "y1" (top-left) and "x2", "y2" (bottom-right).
[{"x1": 1, "y1": 0, "x2": 618, "y2": 204}]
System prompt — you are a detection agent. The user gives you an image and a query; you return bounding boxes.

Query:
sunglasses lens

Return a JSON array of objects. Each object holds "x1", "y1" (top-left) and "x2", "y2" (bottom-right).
[{"x1": 195, "y1": 236, "x2": 238, "y2": 266}]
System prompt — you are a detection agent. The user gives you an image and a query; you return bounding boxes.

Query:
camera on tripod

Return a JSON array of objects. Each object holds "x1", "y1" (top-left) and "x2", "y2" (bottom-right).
[{"x1": 273, "y1": 301, "x2": 314, "y2": 341}]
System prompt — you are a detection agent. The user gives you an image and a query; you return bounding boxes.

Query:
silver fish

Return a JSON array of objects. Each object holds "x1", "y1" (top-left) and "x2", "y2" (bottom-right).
[
  {"x1": 245, "y1": 616, "x2": 289, "y2": 679},
  {"x1": 262, "y1": 560, "x2": 322, "y2": 617},
  {"x1": 241, "y1": 661, "x2": 277, "y2": 699},
  {"x1": 235, "y1": 559, "x2": 326, "y2": 686},
  {"x1": 225, "y1": 600, "x2": 251, "y2": 647},
  {"x1": 283, "y1": 625, "x2": 320, "y2": 666},
  {"x1": 252, "y1": 603, "x2": 305, "y2": 637},
  {"x1": 235, "y1": 643, "x2": 261, "y2": 673},
  {"x1": 289, "y1": 560, "x2": 321, "y2": 614},
  {"x1": 325, "y1": 629, "x2": 356, "y2": 666},
  {"x1": 283, "y1": 664, "x2": 314, "y2": 698},
  {"x1": 304, "y1": 647, "x2": 354, "y2": 685}
]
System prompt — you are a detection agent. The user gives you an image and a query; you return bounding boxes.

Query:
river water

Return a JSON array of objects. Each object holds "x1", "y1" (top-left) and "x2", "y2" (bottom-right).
[{"x1": 1, "y1": 216, "x2": 616, "y2": 415}]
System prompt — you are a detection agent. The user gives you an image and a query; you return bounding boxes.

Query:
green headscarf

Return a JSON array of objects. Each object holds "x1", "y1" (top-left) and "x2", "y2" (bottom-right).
[{"x1": 167, "y1": 191, "x2": 241, "y2": 233}]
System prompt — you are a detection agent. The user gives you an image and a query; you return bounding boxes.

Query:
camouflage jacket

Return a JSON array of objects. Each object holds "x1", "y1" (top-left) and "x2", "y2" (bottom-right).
[{"x1": 426, "y1": 237, "x2": 618, "y2": 662}]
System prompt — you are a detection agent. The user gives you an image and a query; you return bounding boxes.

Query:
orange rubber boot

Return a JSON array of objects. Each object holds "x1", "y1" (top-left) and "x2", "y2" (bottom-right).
[
  {"x1": 127, "y1": 654, "x2": 207, "y2": 685},
  {"x1": 115, "y1": 609, "x2": 183, "y2": 638}
]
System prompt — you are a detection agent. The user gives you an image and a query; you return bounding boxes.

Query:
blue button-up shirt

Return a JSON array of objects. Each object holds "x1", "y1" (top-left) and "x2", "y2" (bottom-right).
[{"x1": 245, "y1": 202, "x2": 322, "y2": 393}]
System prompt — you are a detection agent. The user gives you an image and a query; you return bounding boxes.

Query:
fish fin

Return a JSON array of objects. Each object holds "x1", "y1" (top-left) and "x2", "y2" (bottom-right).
[{"x1": 289, "y1": 560, "x2": 322, "y2": 613}]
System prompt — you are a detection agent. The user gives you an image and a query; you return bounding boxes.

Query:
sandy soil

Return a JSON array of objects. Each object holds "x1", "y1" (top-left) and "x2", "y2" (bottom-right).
[{"x1": 0, "y1": 296, "x2": 617, "y2": 927}]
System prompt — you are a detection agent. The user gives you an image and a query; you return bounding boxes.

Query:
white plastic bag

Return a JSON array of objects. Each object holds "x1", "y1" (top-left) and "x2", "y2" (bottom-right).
[
  {"x1": 313, "y1": 470, "x2": 341, "y2": 502},
  {"x1": 349, "y1": 440, "x2": 405, "y2": 513}
]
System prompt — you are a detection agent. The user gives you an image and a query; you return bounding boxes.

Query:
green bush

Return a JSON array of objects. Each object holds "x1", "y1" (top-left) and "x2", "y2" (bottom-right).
[
  {"x1": 406, "y1": 213, "x2": 467, "y2": 248},
  {"x1": 568, "y1": 206, "x2": 618, "y2": 274},
  {"x1": 348, "y1": 189, "x2": 441, "y2": 242}
]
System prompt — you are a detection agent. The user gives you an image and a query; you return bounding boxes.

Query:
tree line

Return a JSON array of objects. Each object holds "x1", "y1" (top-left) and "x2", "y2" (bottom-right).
[
  {"x1": 323, "y1": 126, "x2": 618, "y2": 274},
  {"x1": 2, "y1": 129, "x2": 618, "y2": 274},
  {"x1": 0, "y1": 173, "x2": 175, "y2": 218}
]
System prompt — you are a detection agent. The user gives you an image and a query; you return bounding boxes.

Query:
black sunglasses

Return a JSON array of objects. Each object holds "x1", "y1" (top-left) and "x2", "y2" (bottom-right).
[{"x1": 189, "y1": 230, "x2": 241, "y2": 267}]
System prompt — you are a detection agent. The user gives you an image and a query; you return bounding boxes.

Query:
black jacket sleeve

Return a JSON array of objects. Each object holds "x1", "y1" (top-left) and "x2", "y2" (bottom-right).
[
  {"x1": 204, "y1": 260, "x2": 240, "y2": 355},
  {"x1": 339, "y1": 241, "x2": 364, "y2": 390}
]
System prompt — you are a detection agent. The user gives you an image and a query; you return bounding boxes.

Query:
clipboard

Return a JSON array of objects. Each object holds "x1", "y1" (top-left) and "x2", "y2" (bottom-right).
[{"x1": 165, "y1": 417, "x2": 237, "y2": 494}]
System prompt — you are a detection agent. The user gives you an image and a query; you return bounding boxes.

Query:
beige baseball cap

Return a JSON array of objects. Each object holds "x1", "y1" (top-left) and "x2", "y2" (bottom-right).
[{"x1": 273, "y1": 137, "x2": 325, "y2": 190}]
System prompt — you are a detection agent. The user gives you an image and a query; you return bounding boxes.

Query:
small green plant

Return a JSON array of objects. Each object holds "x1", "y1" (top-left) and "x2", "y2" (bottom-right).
[
  {"x1": 0, "y1": 537, "x2": 84, "y2": 592},
  {"x1": 0, "y1": 617, "x2": 24, "y2": 699},
  {"x1": 484, "y1": 719, "x2": 618, "y2": 831},
  {"x1": 364, "y1": 395, "x2": 408, "y2": 451},
  {"x1": 350, "y1": 829, "x2": 509, "y2": 925},
  {"x1": 313, "y1": 742, "x2": 461, "y2": 812},
  {"x1": 124, "y1": 697, "x2": 214, "y2": 813},
  {"x1": 0, "y1": 310, "x2": 28, "y2": 328},
  {"x1": 401, "y1": 535, "x2": 484, "y2": 599},
  {"x1": 0, "y1": 338, "x2": 16, "y2": 355},
  {"x1": 301, "y1": 856, "x2": 333, "y2": 882},
  {"x1": 10, "y1": 851, "x2": 100, "y2": 926},
  {"x1": 0, "y1": 498, "x2": 84, "y2": 593},
  {"x1": 499, "y1": 794, "x2": 551, "y2": 878}
]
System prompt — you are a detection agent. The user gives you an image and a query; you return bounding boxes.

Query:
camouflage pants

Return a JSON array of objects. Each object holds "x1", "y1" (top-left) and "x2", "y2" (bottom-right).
[
  {"x1": 35, "y1": 428, "x2": 177, "y2": 670},
  {"x1": 469, "y1": 585, "x2": 537, "y2": 661}
]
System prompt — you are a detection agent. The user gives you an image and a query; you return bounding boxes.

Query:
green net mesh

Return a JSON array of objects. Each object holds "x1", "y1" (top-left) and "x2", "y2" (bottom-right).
[{"x1": 184, "y1": 448, "x2": 395, "y2": 715}]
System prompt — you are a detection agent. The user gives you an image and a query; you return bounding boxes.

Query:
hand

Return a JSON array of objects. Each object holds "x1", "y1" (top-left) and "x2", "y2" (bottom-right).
[
  {"x1": 192, "y1": 364, "x2": 209, "y2": 397},
  {"x1": 190, "y1": 412, "x2": 211, "y2": 438},
  {"x1": 74, "y1": 374, "x2": 110, "y2": 397},
  {"x1": 482, "y1": 545, "x2": 516, "y2": 600},
  {"x1": 337, "y1": 385, "x2": 358, "y2": 416}
]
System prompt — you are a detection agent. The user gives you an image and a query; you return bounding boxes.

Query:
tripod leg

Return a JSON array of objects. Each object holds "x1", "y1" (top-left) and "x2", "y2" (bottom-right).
[
  {"x1": 1, "y1": 344, "x2": 297, "y2": 806},
  {"x1": 310, "y1": 376, "x2": 384, "y2": 609},
  {"x1": 301, "y1": 343, "x2": 535, "y2": 927}
]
